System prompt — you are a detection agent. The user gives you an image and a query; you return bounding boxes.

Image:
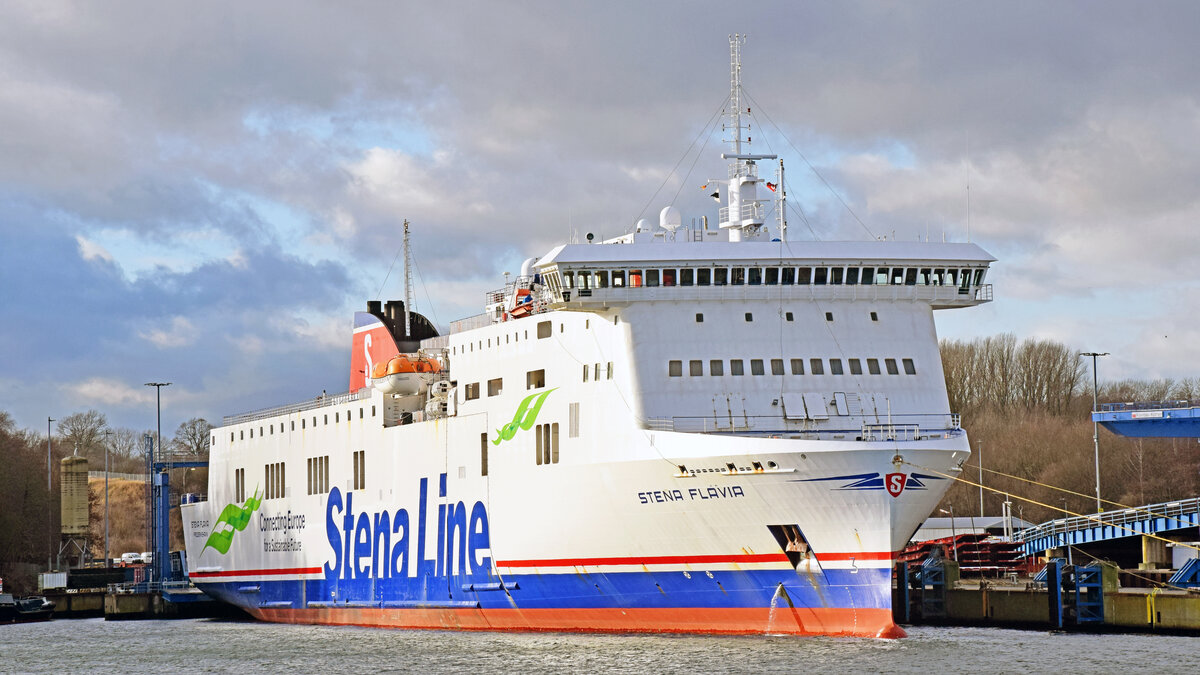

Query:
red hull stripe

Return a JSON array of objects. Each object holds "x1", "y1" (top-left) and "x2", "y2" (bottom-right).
[
  {"x1": 496, "y1": 553, "x2": 789, "y2": 567},
  {"x1": 496, "y1": 551, "x2": 895, "y2": 567},
  {"x1": 190, "y1": 566, "x2": 323, "y2": 578},
  {"x1": 255, "y1": 605, "x2": 906, "y2": 639}
]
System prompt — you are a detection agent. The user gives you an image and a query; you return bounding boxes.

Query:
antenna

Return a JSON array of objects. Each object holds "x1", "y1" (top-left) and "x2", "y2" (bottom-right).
[
  {"x1": 728, "y1": 34, "x2": 745, "y2": 154},
  {"x1": 966, "y1": 132, "x2": 971, "y2": 243},
  {"x1": 777, "y1": 159, "x2": 787, "y2": 241},
  {"x1": 403, "y1": 220, "x2": 413, "y2": 337}
]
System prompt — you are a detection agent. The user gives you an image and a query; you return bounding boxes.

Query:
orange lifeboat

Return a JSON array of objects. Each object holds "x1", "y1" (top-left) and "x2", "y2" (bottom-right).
[
  {"x1": 510, "y1": 288, "x2": 533, "y2": 318},
  {"x1": 369, "y1": 354, "x2": 441, "y2": 395}
]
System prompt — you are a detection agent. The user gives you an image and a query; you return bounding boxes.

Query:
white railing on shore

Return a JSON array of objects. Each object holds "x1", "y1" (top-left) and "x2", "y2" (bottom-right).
[{"x1": 87, "y1": 471, "x2": 145, "y2": 481}]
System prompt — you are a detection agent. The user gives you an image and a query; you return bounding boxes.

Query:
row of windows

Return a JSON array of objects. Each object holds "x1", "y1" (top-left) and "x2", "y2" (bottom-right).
[
  {"x1": 465, "y1": 369, "x2": 550, "y2": 402},
  {"x1": 697, "y1": 310, "x2": 877, "y2": 323},
  {"x1": 668, "y1": 357, "x2": 917, "y2": 377},
  {"x1": 553, "y1": 265, "x2": 986, "y2": 290},
  {"x1": 307, "y1": 455, "x2": 330, "y2": 495},
  {"x1": 231, "y1": 405, "x2": 378, "y2": 442},
  {"x1": 265, "y1": 462, "x2": 285, "y2": 500},
  {"x1": 583, "y1": 362, "x2": 614, "y2": 382},
  {"x1": 452, "y1": 320, "x2": 562, "y2": 357}
]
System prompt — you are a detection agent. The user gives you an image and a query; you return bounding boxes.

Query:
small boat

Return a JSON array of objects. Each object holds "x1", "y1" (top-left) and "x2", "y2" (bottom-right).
[
  {"x1": 369, "y1": 354, "x2": 442, "y2": 396},
  {"x1": 0, "y1": 593, "x2": 17, "y2": 623},
  {"x1": 15, "y1": 596, "x2": 55, "y2": 622}
]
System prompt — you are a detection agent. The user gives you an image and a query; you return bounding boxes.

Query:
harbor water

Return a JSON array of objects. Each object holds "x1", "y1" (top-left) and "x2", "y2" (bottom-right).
[{"x1": 5, "y1": 618, "x2": 1200, "y2": 674}]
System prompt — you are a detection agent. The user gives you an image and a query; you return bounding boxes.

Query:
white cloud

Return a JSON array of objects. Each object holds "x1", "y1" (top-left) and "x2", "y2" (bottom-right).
[
  {"x1": 72, "y1": 377, "x2": 155, "y2": 407},
  {"x1": 75, "y1": 234, "x2": 113, "y2": 263},
  {"x1": 139, "y1": 316, "x2": 196, "y2": 348}
]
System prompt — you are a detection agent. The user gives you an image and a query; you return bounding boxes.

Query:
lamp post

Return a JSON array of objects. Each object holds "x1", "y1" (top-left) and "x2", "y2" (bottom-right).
[
  {"x1": 1080, "y1": 352, "x2": 1108, "y2": 512},
  {"x1": 144, "y1": 382, "x2": 171, "y2": 583},
  {"x1": 47, "y1": 416, "x2": 54, "y2": 571},
  {"x1": 978, "y1": 442, "x2": 985, "y2": 517},
  {"x1": 104, "y1": 429, "x2": 112, "y2": 568}
]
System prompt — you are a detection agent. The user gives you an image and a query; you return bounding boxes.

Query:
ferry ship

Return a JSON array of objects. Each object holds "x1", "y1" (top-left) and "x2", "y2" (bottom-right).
[{"x1": 181, "y1": 36, "x2": 993, "y2": 638}]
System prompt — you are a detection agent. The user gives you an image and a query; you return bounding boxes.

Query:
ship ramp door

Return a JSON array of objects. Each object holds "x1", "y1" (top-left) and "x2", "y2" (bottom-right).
[{"x1": 768, "y1": 524, "x2": 825, "y2": 576}]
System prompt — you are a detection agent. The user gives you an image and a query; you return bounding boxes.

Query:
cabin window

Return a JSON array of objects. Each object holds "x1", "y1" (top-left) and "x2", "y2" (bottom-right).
[
  {"x1": 710, "y1": 360, "x2": 724, "y2": 376},
  {"x1": 551, "y1": 423, "x2": 560, "y2": 463},
  {"x1": 765, "y1": 268, "x2": 779, "y2": 285},
  {"x1": 892, "y1": 268, "x2": 905, "y2": 285},
  {"x1": 745, "y1": 312, "x2": 753, "y2": 322},
  {"x1": 809, "y1": 358, "x2": 825, "y2": 375},
  {"x1": 535, "y1": 426, "x2": 543, "y2": 466},
  {"x1": 786, "y1": 312, "x2": 794, "y2": 322},
  {"x1": 569, "y1": 402, "x2": 580, "y2": 438},
  {"x1": 646, "y1": 269, "x2": 660, "y2": 287},
  {"x1": 695, "y1": 313, "x2": 704, "y2": 323},
  {"x1": 771, "y1": 358, "x2": 784, "y2": 375},
  {"x1": 714, "y1": 268, "x2": 728, "y2": 286},
  {"x1": 730, "y1": 359, "x2": 745, "y2": 376},
  {"x1": 871, "y1": 311, "x2": 879, "y2": 322},
  {"x1": 607, "y1": 362, "x2": 613, "y2": 379},
  {"x1": 845, "y1": 268, "x2": 859, "y2": 285},
  {"x1": 920, "y1": 268, "x2": 932, "y2": 285},
  {"x1": 576, "y1": 272, "x2": 590, "y2": 290},
  {"x1": 813, "y1": 268, "x2": 828, "y2": 285},
  {"x1": 595, "y1": 271, "x2": 609, "y2": 288},
  {"x1": 629, "y1": 270, "x2": 643, "y2": 287},
  {"x1": 861, "y1": 267, "x2": 874, "y2": 285},
  {"x1": 825, "y1": 312, "x2": 834, "y2": 322},
  {"x1": 334, "y1": 413, "x2": 339, "y2": 423},
  {"x1": 748, "y1": 267, "x2": 762, "y2": 285},
  {"x1": 669, "y1": 360, "x2": 683, "y2": 377},
  {"x1": 690, "y1": 360, "x2": 704, "y2": 376},
  {"x1": 974, "y1": 269, "x2": 985, "y2": 285},
  {"x1": 231, "y1": 432, "x2": 235, "y2": 442},
  {"x1": 537, "y1": 320, "x2": 552, "y2": 338},
  {"x1": 562, "y1": 271, "x2": 574, "y2": 289},
  {"x1": 885, "y1": 358, "x2": 900, "y2": 375},
  {"x1": 790, "y1": 358, "x2": 804, "y2": 375},
  {"x1": 594, "y1": 363, "x2": 601, "y2": 381},
  {"x1": 932, "y1": 268, "x2": 945, "y2": 285},
  {"x1": 849, "y1": 358, "x2": 863, "y2": 375},
  {"x1": 831, "y1": 267, "x2": 844, "y2": 285},
  {"x1": 465, "y1": 383, "x2": 480, "y2": 400},
  {"x1": 731, "y1": 267, "x2": 745, "y2": 285},
  {"x1": 488, "y1": 378, "x2": 503, "y2": 396},
  {"x1": 829, "y1": 358, "x2": 844, "y2": 375},
  {"x1": 797, "y1": 267, "x2": 812, "y2": 285},
  {"x1": 905, "y1": 268, "x2": 918, "y2": 286},
  {"x1": 663, "y1": 269, "x2": 676, "y2": 286},
  {"x1": 781, "y1": 267, "x2": 796, "y2": 285},
  {"x1": 903, "y1": 358, "x2": 917, "y2": 375},
  {"x1": 307, "y1": 455, "x2": 329, "y2": 495},
  {"x1": 353, "y1": 450, "x2": 365, "y2": 490},
  {"x1": 751, "y1": 359, "x2": 765, "y2": 376},
  {"x1": 526, "y1": 369, "x2": 545, "y2": 389},
  {"x1": 868, "y1": 358, "x2": 881, "y2": 375},
  {"x1": 697, "y1": 268, "x2": 711, "y2": 286},
  {"x1": 680, "y1": 269, "x2": 694, "y2": 286},
  {"x1": 583, "y1": 364, "x2": 590, "y2": 382},
  {"x1": 612, "y1": 271, "x2": 625, "y2": 287}
]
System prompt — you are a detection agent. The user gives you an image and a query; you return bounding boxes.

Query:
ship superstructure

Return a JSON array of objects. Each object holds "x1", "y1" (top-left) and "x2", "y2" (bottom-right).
[{"x1": 181, "y1": 35, "x2": 993, "y2": 638}]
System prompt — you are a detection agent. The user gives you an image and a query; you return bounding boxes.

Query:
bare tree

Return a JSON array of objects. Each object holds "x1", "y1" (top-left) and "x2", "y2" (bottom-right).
[
  {"x1": 170, "y1": 418, "x2": 213, "y2": 457},
  {"x1": 57, "y1": 410, "x2": 108, "y2": 461}
]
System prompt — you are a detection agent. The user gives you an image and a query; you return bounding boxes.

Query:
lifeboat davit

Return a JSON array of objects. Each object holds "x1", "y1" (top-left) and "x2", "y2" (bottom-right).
[{"x1": 369, "y1": 354, "x2": 441, "y2": 396}]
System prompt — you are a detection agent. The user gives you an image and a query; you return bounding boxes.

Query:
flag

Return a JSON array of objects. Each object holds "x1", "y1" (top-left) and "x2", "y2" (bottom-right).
[
  {"x1": 766, "y1": 182, "x2": 777, "y2": 192},
  {"x1": 710, "y1": 192, "x2": 720, "y2": 203}
]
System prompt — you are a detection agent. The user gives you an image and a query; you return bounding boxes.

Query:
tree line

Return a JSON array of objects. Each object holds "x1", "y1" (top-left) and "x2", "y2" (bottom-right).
[{"x1": 0, "y1": 410, "x2": 211, "y2": 594}]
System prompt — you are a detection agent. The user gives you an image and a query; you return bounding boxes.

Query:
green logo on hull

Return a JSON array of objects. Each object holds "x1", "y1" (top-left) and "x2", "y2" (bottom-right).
[
  {"x1": 202, "y1": 488, "x2": 263, "y2": 555},
  {"x1": 492, "y1": 388, "x2": 556, "y2": 445}
]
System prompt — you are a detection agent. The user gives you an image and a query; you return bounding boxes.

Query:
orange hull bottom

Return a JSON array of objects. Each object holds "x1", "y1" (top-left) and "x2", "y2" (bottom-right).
[{"x1": 254, "y1": 606, "x2": 906, "y2": 639}]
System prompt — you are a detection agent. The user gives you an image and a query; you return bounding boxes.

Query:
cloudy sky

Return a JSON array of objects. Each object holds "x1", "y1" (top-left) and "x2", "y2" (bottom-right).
[{"x1": 2, "y1": 1, "x2": 1199, "y2": 434}]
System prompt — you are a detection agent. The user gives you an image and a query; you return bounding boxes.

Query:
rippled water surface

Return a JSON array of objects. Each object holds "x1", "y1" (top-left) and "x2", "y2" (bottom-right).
[{"x1": 6, "y1": 618, "x2": 1200, "y2": 674}]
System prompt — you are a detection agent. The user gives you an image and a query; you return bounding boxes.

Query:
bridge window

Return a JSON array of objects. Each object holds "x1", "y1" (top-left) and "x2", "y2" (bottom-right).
[
  {"x1": 903, "y1": 358, "x2": 917, "y2": 375},
  {"x1": 612, "y1": 271, "x2": 625, "y2": 287},
  {"x1": 714, "y1": 268, "x2": 728, "y2": 286},
  {"x1": 630, "y1": 270, "x2": 643, "y2": 287},
  {"x1": 680, "y1": 269, "x2": 694, "y2": 286},
  {"x1": 765, "y1": 268, "x2": 778, "y2": 285},
  {"x1": 646, "y1": 269, "x2": 660, "y2": 287},
  {"x1": 731, "y1": 268, "x2": 745, "y2": 285},
  {"x1": 974, "y1": 269, "x2": 985, "y2": 285},
  {"x1": 781, "y1": 267, "x2": 796, "y2": 284},
  {"x1": 831, "y1": 267, "x2": 844, "y2": 285},
  {"x1": 846, "y1": 268, "x2": 859, "y2": 285},
  {"x1": 905, "y1": 268, "x2": 918, "y2": 286},
  {"x1": 730, "y1": 359, "x2": 745, "y2": 376},
  {"x1": 595, "y1": 271, "x2": 609, "y2": 288},
  {"x1": 562, "y1": 271, "x2": 574, "y2": 289},
  {"x1": 813, "y1": 268, "x2": 827, "y2": 285},
  {"x1": 860, "y1": 267, "x2": 874, "y2": 285},
  {"x1": 697, "y1": 268, "x2": 711, "y2": 286},
  {"x1": 663, "y1": 269, "x2": 676, "y2": 286},
  {"x1": 669, "y1": 360, "x2": 683, "y2": 377},
  {"x1": 797, "y1": 267, "x2": 812, "y2": 285},
  {"x1": 748, "y1": 267, "x2": 762, "y2": 285},
  {"x1": 710, "y1": 360, "x2": 724, "y2": 376},
  {"x1": 885, "y1": 358, "x2": 899, "y2": 375}
]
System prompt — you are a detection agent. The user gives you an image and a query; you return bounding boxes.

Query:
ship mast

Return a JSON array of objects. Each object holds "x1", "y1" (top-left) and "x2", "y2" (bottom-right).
[
  {"x1": 403, "y1": 220, "x2": 412, "y2": 337},
  {"x1": 720, "y1": 34, "x2": 775, "y2": 242}
]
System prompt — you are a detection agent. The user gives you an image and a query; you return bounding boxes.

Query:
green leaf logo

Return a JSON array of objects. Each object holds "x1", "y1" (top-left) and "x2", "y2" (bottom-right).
[
  {"x1": 202, "y1": 488, "x2": 263, "y2": 555},
  {"x1": 492, "y1": 388, "x2": 555, "y2": 445}
]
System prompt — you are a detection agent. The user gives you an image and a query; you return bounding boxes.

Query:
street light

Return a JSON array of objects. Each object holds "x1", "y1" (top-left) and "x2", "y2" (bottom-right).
[
  {"x1": 1080, "y1": 352, "x2": 1108, "y2": 512},
  {"x1": 47, "y1": 416, "x2": 54, "y2": 572}
]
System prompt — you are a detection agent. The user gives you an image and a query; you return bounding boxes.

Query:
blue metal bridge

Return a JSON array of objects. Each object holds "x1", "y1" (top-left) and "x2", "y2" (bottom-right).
[
  {"x1": 1094, "y1": 399, "x2": 1200, "y2": 438},
  {"x1": 1016, "y1": 497, "x2": 1200, "y2": 556}
]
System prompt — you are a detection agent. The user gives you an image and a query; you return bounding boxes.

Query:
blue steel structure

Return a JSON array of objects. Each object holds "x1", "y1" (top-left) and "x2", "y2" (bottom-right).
[
  {"x1": 1017, "y1": 497, "x2": 1200, "y2": 557},
  {"x1": 1094, "y1": 400, "x2": 1200, "y2": 438}
]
